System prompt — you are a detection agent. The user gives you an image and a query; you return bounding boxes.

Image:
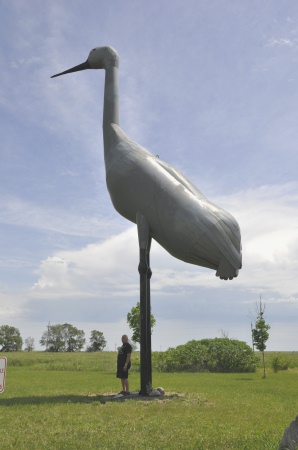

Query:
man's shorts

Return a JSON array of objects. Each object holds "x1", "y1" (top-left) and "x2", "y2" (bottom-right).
[{"x1": 116, "y1": 362, "x2": 131, "y2": 379}]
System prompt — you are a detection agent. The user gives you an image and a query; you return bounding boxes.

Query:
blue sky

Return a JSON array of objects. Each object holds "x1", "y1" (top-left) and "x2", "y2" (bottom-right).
[{"x1": 1, "y1": 0, "x2": 298, "y2": 351}]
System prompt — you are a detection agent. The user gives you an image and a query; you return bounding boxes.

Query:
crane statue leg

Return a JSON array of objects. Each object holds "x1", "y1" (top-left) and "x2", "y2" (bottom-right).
[{"x1": 136, "y1": 212, "x2": 152, "y2": 396}]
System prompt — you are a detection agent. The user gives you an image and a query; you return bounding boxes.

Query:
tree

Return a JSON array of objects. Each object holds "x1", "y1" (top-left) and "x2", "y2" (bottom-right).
[
  {"x1": 87, "y1": 330, "x2": 106, "y2": 352},
  {"x1": 24, "y1": 337, "x2": 35, "y2": 352},
  {"x1": 127, "y1": 301, "x2": 156, "y2": 344},
  {"x1": 252, "y1": 297, "x2": 270, "y2": 378},
  {"x1": 40, "y1": 323, "x2": 64, "y2": 352},
  {"x1": 0, "y1": 325, "x2": 23, "y2": 352},
  {"x1": 40, "y1": 323, "x2": 85, "y2": 352},
  {"x1": 64, "y1": 323, "x2": 86, "y2": 352},
  {"x1": 129, "y1": 339, "x2": 138, "y2": 351}
]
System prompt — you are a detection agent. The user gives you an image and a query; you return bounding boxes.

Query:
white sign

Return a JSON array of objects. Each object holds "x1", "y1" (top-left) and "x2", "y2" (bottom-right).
[{"x1": 0, "y1": 357, "x2": 7, "y2": 394}]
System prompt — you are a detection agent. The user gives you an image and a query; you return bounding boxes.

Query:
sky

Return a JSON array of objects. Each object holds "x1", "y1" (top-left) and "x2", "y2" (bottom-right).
[{"x1": 0, "y1": 0, "x2": 297, "y2": 352}]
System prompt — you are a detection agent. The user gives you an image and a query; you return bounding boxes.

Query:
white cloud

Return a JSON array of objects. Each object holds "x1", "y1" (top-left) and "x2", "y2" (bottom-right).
[
  {"x1": 213, "y1": 183, "x2": 298, "y2": 296},
  {"x1": 27, "y1": 182, "x2": 298, "y2": 303},
  {"x1": 266, "y1": 37, "x2": 296, "y2": 48},
  {"x1": 0, "y1": 291, "x2": 25, "y2": 320},
  {"x1": 30, "y1": 227, "x2": 139, "y2": 299},
  {"x1": 0, "y1": 193, "x2": 122, "y2": 238}
]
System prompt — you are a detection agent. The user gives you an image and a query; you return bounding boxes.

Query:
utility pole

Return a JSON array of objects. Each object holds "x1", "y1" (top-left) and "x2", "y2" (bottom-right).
[
  {"x1": 251, "y1": 322, "x2": 255, "y2": 351},
  {"x1": 46, "y1": 321, "x2": 50, "y2": 352}
]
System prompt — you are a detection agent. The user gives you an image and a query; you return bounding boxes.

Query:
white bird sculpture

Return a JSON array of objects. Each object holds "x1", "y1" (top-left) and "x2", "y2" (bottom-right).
[{"x1": 52, "y1": 46, "x2": 242, "y2": 280}]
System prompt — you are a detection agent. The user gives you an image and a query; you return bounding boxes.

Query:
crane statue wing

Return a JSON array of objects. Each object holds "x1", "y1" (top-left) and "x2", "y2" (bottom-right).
[{"x1": 104, "y1": 124, "x2": 242, "y2": 280}]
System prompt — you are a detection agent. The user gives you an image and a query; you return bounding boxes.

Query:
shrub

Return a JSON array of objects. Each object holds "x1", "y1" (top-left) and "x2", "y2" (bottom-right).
[
  {"x1": 271, "y1": 354, "x2": 290, "y2": 373},
  {"x1": 156, "y1": 340, "x2": 209, "y2": 372},
  {"x1": 157, "y1": 338, "x2": 258, "y2": 373}
]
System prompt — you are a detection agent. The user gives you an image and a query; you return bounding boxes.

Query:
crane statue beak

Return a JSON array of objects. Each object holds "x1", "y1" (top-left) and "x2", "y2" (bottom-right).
[{"x1": 51, "y1": 60, "x2": 90, "y2": 78}]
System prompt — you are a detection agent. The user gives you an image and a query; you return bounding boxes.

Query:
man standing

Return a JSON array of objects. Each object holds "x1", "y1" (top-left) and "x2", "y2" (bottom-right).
[{"x1": 116, "y1": 335, "x2": 132, "y2": 395}]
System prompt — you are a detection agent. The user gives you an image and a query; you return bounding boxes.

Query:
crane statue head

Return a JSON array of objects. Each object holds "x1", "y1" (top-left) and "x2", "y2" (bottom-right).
[{"x1": 51, "y1": 46, "x2": 118, "y2": 78}]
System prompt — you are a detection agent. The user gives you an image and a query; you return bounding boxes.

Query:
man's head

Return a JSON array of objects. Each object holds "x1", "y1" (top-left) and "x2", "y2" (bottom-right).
[{"x1": 121, "y1": 335, "x2": 128, "y2": 344}]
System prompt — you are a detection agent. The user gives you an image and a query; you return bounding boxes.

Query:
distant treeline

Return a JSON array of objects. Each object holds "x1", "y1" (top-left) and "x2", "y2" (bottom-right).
[{"x1": 0, "y1": 324, "x2": 107, "y2": 352}]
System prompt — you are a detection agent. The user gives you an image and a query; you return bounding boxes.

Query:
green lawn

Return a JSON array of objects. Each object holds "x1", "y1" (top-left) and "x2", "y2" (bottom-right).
[{"x1": 0, "y1": 352, "x2": 298, "y2": 449}]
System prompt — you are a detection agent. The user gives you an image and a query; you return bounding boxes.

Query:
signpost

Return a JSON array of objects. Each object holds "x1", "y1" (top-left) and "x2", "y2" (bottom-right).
[{"x1": 0, "y1": 357, "x2": 7, "y2": 394}]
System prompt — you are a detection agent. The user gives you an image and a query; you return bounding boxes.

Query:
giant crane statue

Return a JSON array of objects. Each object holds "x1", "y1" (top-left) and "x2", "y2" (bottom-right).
[{"x1": 52, "y1": 46, "x2": 242, "y2": 395}]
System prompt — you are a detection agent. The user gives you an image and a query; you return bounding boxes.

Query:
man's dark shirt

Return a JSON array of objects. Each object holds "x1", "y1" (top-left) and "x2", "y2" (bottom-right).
[{"x1": 117, "y1": 342, "x2": 132, "y2": 367}]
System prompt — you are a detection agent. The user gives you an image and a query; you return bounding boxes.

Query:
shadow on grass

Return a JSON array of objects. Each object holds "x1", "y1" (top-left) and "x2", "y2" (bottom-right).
[
  {"x1": 234, "y1": 377, "x2": 255, "y2": 381},
  {"x1": 0, "y1": 393, "x2": 178, "y2": 406}
]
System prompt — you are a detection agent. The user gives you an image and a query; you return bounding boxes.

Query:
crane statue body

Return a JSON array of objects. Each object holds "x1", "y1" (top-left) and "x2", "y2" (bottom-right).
[
  {"x1": 52, "y1": 46, "x2": 242, "y2": 280},
  {"x1": 52, "y1": 46, "x2": 242, "y2": 394}
]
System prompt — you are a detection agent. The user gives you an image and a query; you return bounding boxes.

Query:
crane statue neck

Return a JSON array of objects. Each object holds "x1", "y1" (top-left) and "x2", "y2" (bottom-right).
[
  {"x1": 50, "y1": 45, "x2": 123, "y2": 163},
  {"x1": 102, "y1": 48, "x2": 120, "y2": 153},
  {"x1": 103, "y1": 64, "x2": 119, "y2": 124}
]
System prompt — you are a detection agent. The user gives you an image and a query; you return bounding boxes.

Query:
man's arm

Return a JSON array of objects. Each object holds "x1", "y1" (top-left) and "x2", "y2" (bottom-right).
[{"x1": 123, "y1": 353, "x2": 131, "y2": 370}]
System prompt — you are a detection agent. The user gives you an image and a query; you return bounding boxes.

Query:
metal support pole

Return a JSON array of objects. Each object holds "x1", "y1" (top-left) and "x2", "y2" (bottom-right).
[
  {"x1": 139, "y1": 248, "x2": 147, "y2": 395},
  {"x1": 145, "y1": 247, "x2": 152, "y2": 389},
  {"x1": 137, "y1": 213, "x2": 152, "y2": 396},
  {"x1": 138, "y1": 247, "x2": 152, "y2": 396}
]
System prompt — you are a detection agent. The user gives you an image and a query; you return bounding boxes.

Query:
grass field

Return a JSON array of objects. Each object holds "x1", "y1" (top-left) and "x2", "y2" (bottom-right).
[{"x1": 1, "y1": 351, "x2": 298, "y2": 449}]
